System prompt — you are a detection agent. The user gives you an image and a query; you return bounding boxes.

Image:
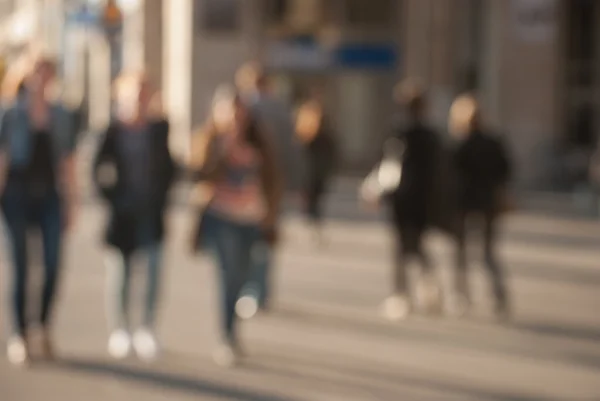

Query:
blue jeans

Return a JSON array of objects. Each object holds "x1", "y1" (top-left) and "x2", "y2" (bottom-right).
[
  {"x1": 1, "y1": 178, "x2": 63, "y2": 336},
  {"x1": 105, "y1": 242, "x2": 163, "y2": 331},
  {"x1": 240, "y1": 246, "x2": 271, "y2": 309},
  {"x1": 202, "y1": 212, "x2": 267, "y2": 343}
]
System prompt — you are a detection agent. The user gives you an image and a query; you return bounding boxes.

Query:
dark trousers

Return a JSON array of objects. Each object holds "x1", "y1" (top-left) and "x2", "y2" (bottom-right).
[
  {"x1": 455, "y1": 209, "x2": 508, "y2": 310},
  {"x1": 389, "y1": 204, "x2": 433, "y2": 295},
  {"x1": 1, "y1": 178, "x2": 63, "y2": 336},
  {"x1": 201, "y1": 212, "x2": 266, "y2": 343},
  {"x1": 305, "y1": 177, "x2": 327, "y2": 223}
]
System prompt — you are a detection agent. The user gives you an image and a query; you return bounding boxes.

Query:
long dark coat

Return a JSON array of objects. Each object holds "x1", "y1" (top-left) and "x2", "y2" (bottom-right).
[{"x1": 92, "y1": 120, "x2": 175, "y2": 255}]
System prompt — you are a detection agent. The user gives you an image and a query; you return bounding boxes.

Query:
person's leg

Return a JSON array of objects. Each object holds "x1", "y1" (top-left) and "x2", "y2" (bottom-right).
[
  {"x1": 2, "y1": 188, "x2": 30, "y2": 365},
  {"x1": 142, "y1": 243, "x2": 163, "y2": 329},
  {"x1": 449, "y1": 212, "x2": 471, "y2": 317},
  {"x1": 105, "y1": 248, "x2": 133, "y2": 359},
  {"x1": 413, "y1": 226, "x2": 442, "y2": 314},
  {"x1": 206, "y1": 215, "x2": 248, "y2": 366},
  {"x1": 39, "y1": 195, "x2": 63, "y2": 328},
  {"x1": 383, "y1": 208, "x2": 412, "y2": 321},
  {"x1": 483, "y1": 212, "x2": 509, "y2": 319},
  {"x1": 38, "y1": 194, "x2": 64, "y2": 359},
  {"x1": 133, "y1": 242, "x2": 163, "y2": 361},
  {"x1": 237, "y1": 240, "x2": 271, "y2": 319}
]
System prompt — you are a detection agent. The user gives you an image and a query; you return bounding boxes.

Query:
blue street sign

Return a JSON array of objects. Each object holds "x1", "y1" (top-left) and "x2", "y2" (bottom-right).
[{"x1": 335, "y1": 43, "x2": 399, "y2": 70}]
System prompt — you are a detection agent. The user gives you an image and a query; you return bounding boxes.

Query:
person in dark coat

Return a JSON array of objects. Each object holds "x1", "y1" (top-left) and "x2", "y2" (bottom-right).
[
  {"x1": 382, "y1": 81, "x2": 443, "y2": 321},
  {"x1": 295, "y1": 93, "x2": 337, "y2": 246},
  {"x1": 449, "y1": 94, "x2": 512, "y2": 320},
  {"x1": 93, "y1": 72, "x2": 175, "y2": 361}
]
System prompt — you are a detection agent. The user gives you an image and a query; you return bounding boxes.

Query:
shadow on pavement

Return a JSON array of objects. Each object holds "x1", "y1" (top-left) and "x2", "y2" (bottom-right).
[
  {"x1": 56, "y1": 357, "x2": 296, "y2": 401},
  {"x1": 247, "y1": 343, "x2": 554, "y2": 401},
  {"x1": 269, "y1": 304, "x2": 600, "y2": 372},
  {"x1": 515, "y1": 321, "x2": 600, "y2": 344}
]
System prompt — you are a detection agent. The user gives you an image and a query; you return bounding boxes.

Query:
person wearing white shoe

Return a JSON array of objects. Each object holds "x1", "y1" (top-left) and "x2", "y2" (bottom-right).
[
  {"x1": 189, "y1": 87, "x2": 282, "y2": 367},
  {"x1": 0, "y1": 55, "x2": 79, "y2": 366},
  {"x1": 94, "y1": 72, "x2": 175, "y2": 361}
]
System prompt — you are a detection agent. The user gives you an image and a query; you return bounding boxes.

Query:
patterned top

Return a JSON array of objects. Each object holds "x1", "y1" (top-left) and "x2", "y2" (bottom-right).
[{"x1": 208, "y1": 137, "x2": 266, "y2": 224}]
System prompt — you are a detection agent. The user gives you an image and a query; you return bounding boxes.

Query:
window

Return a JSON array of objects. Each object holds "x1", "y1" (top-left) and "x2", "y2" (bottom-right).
[
  {"x1": 344, "y1": 0, "x2": 394, "y2": 28},
  {"x1": 264, "y1": 0, "x2": 325, "y2": 36},
  {"x1": 200, "y1": 0, "x2": 241, "y2": 33}
]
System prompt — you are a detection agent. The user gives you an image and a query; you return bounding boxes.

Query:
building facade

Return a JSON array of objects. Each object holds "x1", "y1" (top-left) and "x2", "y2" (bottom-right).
[
  {"x1": 159, "y1": 0, "x2": 600, "y2": 188},
  {"x1": 3, "y1": 0, "x2": 589, "y2": 188}
]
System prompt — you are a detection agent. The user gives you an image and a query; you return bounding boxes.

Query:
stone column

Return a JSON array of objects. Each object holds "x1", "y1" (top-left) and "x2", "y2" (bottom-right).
[
  {"x1": 142, "y1": 0, "x2": 163, "y2": 89},
  {"x1": 482, "y1": 0, "x2": 561, "y2": 188},
  {"x1": 402, "y1": 0, "x2": 458, "y2": 130},
  {"x1": 164, "y1": 0, "x2": 193, "y2": 162}
]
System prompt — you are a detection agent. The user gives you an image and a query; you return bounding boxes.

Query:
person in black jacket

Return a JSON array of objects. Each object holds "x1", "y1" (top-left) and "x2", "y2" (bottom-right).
[
  {"x1": 295, "y1": 92, "x2": 337, "y2": 246},
  {"x1": 93, "y1": 72, "x2": 175, "y2": 361},
  {"x1": 383, "y1": 81, "x2": 443, "y2": 321},
  {"x1": 449, "y1": 94, "x2": 512, "y2": 320}
]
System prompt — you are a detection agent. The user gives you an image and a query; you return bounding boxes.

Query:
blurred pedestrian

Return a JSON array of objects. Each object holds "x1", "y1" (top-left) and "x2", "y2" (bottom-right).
[
  {"x1": 381, "y1": 80, "x2": 443, "y2": 321},
  {"x1": 92, "y1": 72, "x2": 175, "y2": 361},
  {"x1": 448, "y1": 94, "x2": 513, "y2": 320},
  {"x1": 0, "y1": 56, "x2": 78, "y2": 366},
  {"x1": 234, "y1": 62, "x2": 304, "y2": 317},
  {"x1": 295, "y1": 91, "x2": 337, "y2": 246},
  {"x1": 189, "y1": 86, "x2": 282, "y2": 367}
]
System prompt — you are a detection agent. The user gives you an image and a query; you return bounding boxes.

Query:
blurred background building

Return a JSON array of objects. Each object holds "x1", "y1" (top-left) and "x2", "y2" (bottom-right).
[{"x1": 0, "y1": 0, "x2": 598, "y2": 190}]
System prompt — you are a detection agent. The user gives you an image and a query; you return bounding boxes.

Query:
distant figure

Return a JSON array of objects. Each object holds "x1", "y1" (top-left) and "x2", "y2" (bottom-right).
[
  {"x1": 93, "y1": 72, "x2": 175, "y2": 361},
  {"x1": 449, "y1": 94, "x2": 513, "y2": 320},
  {"x1": 0, "y1": 56, "x2": 78, "y2": 366},
  {"x1": 382, "y1": 81, "x2": 443, "y2": 321},
  {"x1": 234, "y1": 62, "x2": 305, "y2": 317},
  {"x1": 189, "y1": 86, "x2": 282, "y2": 367},
  {"x1": 296, "y1": 92, "x2": 337, "y2": 245}
]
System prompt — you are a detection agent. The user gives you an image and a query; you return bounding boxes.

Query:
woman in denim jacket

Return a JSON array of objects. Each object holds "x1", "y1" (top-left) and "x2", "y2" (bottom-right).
[{"x1": 0, "y1": 57, "x2": 78, "y2": 367}]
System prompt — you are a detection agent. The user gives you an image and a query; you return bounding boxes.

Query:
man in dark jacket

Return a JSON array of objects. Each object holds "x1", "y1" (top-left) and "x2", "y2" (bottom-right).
[
  {"x1": 450, "y1": 94, "x2": 512, "y2": 320},
  {"x1": 383, "y1": 82, "x2": 443, "y2": 320}
]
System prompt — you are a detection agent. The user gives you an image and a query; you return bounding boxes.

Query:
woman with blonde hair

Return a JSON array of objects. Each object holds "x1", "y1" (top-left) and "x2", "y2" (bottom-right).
[
  {"x1": 0, "y1": 55, "x2": 78, "y2": 366},
  {"x1": 189, "y1": 85, "x2": 282, "y2": 367},
  {"x1": 93, "y1": 71, "x2": 175, "y2": 361},
  {"x1": 449, "y1": 94, "x2": 513, "y2": 320}
]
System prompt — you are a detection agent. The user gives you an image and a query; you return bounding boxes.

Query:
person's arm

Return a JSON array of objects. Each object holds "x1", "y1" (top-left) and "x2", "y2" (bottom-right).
[
  {"x1": 0, "y1": 107, "x2": 10, "y2": 195},
  {"x1": 282, "y1": 103, "x2": 306, "y2": 193},
  {"x1": 92, "y1": 125, "x2": 118, "y2": 201},
  {"x1": 257, "y1": 127, "x2": 283, "y2": 239}
]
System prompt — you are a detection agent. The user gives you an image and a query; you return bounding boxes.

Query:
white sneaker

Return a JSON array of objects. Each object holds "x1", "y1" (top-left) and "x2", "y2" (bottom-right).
[
  {"x1": 7, "y1": 336, "x2": 29, "y2": 367},
  {"x1": 236, "y1": 295, "x2": 259, "y2": 320},
  {"x1": 382, "y1": 294, "x2": 410, "y2": 321},
  {"x1": 213, "y1": 343, "x2": 237, "y2": 368},
  {"x1": 416, "y1": 276, "x2": 443, "y2": 313},
  {"x1": 446, "y1": 295, "x2": 470, "y2": 318},
  {"x1": 133, "y1": 329, "x2": 160, "y2": 362},
  {"x1": 108, "y1": 330, "x2": 132, "y2": 360}
]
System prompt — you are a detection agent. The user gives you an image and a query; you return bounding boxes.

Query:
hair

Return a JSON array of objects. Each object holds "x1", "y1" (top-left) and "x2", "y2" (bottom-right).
[
  {"x1": 448, "y1": 93, "x2": 481, "y2": 139},
  {"x1": 113, "y1": 70, "x2": 165, "y2": 120},
  {"x1": 1, "y1": 52, "x2": 58, "y2": 102},
  {"x1": 394, "y1": 79, "x2": 426, "y2": 118},
  {"x1": 235, "y1": 61, "x2": 266, "y2": 93},
  {"x1": 296, "y1": 99, "x2": 323, "y2": 144}
]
